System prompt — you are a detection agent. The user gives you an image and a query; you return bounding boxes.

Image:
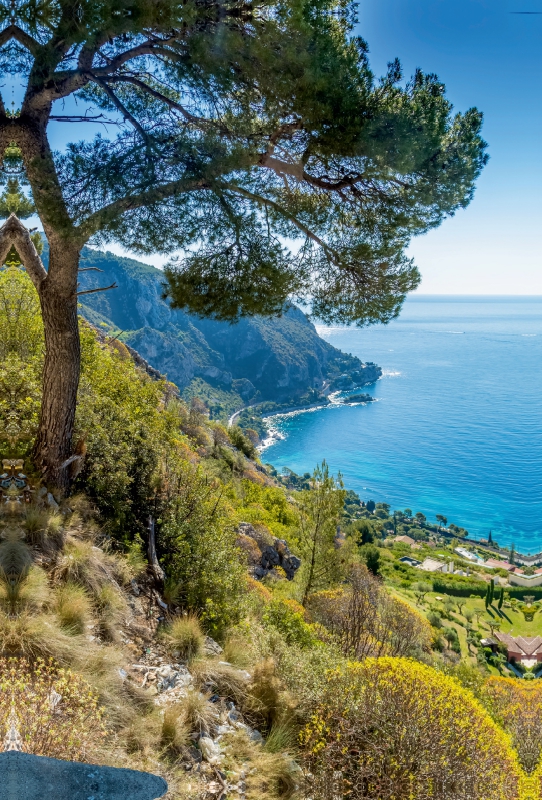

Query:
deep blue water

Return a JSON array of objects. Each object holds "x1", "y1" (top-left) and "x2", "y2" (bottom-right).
[{"x1": 263, "y1": 297, "x2": 542, "y2": 554}]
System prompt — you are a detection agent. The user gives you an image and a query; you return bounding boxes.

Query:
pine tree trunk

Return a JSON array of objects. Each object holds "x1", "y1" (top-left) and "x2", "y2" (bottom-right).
[{"x1": 33, "y1": 244, "x2": 81, "y2": 493}]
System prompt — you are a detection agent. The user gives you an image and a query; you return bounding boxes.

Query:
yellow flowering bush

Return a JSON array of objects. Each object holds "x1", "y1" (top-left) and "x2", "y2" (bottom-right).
[
  {"x1": 483, "y1": 677, "x2": 542, "y2": 774},
  {"x1": 0, "y1": 657, "x2": 106, "y2": 760},
  {"x1": 301, "y1": 657, "x2": 522, "y2": 800}
]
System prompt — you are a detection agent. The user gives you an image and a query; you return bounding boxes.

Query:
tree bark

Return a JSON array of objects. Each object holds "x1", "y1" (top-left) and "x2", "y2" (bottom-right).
[{"x1": 32, "y1": 243, "x2": 81, "y2": 493}]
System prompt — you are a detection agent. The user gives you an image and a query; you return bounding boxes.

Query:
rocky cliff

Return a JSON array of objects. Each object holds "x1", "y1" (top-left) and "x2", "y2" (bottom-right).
[{"x1": 56, "y1": 245, "x2": 381, "y2": 415}]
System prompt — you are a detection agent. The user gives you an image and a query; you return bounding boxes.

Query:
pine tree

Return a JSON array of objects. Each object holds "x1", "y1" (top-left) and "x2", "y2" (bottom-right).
[
  {"x1": 0, "y1": 1, "x2": 488, "y2": 487},
  {"x1": 297, "y1": 461, "x2": 346, "y2": 604}
]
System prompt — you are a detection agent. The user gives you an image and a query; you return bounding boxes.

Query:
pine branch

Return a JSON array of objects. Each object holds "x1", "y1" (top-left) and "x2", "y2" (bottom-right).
[
  {"x1": 89, "y1": 77, "x2": 151, "y2": 144},
  {"x1": 76, "y1": 282, "x2": 117, "y2": 296}
]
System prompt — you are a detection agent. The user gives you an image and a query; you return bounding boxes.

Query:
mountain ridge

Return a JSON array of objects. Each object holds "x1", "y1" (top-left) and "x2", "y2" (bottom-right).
[{"x1": 43, "y1": 243, "x2": 382, "y2": 417}]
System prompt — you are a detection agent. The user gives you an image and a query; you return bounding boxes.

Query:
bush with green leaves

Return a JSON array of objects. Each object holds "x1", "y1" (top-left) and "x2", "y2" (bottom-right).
[
  {"x1": 159, "y1": 457, "x2": 247, "y2": 635},
  {"x1": 228, "y1": 426, "x2": 257, "y2": 459},
  {"x1": 262, "y1": 599, "x2": 317, "y2": 648}
]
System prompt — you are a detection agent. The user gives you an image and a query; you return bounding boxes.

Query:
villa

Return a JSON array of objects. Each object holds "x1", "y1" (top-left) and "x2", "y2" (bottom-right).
[
  {"x1": 395, "y1": 535, "x2": 416, "y2": 546},
  {"x1": 485, "y1": 559, "x2": 515, "y2": 572},
  {"x1": 419, "y1": 557, "x2": 448, "y2": 573},
  {"x1": 493, "y1": 633, "x2": 542, "y2": 664}
]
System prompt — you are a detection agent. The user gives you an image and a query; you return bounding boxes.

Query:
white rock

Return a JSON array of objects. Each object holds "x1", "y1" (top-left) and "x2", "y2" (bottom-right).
[
  {"x1": 204, "y1": 636, "x2": 223, "y2": 655},
  {"x1": 199, "y1": 736, "x2": 223, "y2": 765}
]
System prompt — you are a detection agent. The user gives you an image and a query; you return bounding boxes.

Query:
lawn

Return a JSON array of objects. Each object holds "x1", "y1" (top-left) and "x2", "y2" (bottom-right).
[{"x1": 391, "y1": 586, "x2": 542, "y2": 667}]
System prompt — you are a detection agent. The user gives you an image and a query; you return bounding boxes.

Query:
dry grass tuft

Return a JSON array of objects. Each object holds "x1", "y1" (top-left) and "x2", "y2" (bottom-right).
[
  {"x1": 123, "y1": 711, "x2": 163, "y2": 755},
  {"x1": 222, "y1": 728, "x2": 298, "y2": 799},
  {"x1": 174, "y1": 689, "x2": 218, "y2": 735},
  {"x1": 54, "y1": 581, "x2": 92, "y2": 634},
  {"x1": 161, "y1": 705, "x2": 190, "y2": 752},
  {"x1": 163, "y1": 614, "x2": 204, "y2": 663},
  {"x1": 95, "y1": 583, "x2": 127, "y2": 642},
  {"x1": 17, "y1": 566, "x2": 51, "y2": 611},
  {"x1": 0, "y1": 610, "x2": 91, "y2": 663},
  {"x1": 222, "y1": 633, "x2": 254, "y2": 669},
  {"x1": 247, "y1": 659, "x2": 286, "y2": 728},
  {"x1": 190, "y1": 659, "x2": 250, "y2": 707},
  {"x1": 54, "y1": 536, "x2": 124, "y2": 596}
]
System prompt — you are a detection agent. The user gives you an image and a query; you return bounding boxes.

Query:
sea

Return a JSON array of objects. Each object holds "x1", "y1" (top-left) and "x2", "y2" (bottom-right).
[{"x1": 262, "y1": 296, "x2": 542, "y2": 554}]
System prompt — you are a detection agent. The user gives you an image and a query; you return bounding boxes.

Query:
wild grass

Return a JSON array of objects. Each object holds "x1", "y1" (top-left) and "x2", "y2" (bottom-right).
[
  {"x1": 123, "y1": 711, "x2": 163, "y2": 755},
  {"x1": 54, "y1": 582, "x2": 92, "y2": 634},
  {"x1": 190, "y1": 658, "x2": 250, "y2": 707},
  {"x1": 164, "y1": 614, "x2": 204, "y2": 663},
  {"x1": 16, "y1": 566, "x2": 51, "y2": 611},
  {"x1": 222, "y1": 728, "x2": 298, "y2": 799},
  {"x1": 95, "y1": 583, "x2": 127, "y2": 642},
  {"x1": 174, "y1": 689, "x2": 218, "y2": 735},
  {"x1": 223, "y1": 632, "x2": 254, "y2": 669},
  {"x1": 54, "y1": 535, "x2": 124, "y2": 596},
  {"x1": 263, "y1": 721, "x2": 298, "y2": 754},
  {"x1": 161, "y1": 705, "x2": 190, "y2": 752},
  {"x1": 0, "y1": 610, "x2": 90, "y2": 663},
  {"x1": 246, "y1": 659, "x2": 285, "y2": 728}
]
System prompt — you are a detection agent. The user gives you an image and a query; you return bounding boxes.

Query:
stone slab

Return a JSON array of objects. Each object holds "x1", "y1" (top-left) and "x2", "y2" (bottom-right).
[{"x1": 0, "y1": 751, "x2": 167, "y2": 800}]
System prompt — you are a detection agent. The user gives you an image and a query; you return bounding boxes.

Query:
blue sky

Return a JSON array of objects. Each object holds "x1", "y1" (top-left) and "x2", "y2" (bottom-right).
[
  {"x1": 39, "y1": 1, "x2": 542, "y2": 293},
  {"x1": 359, "y1": 0, "x2": 542, "y2": 293}
]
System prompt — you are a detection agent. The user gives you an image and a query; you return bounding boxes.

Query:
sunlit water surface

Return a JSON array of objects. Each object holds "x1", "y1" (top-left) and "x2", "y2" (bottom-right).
[{"x1": 263, "y1": 296, "x2": 542, "y2": 553}]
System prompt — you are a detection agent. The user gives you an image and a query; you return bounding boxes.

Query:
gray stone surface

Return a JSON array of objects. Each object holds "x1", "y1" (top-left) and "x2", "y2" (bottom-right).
[{"x1": 0, "y1": 751, "x2": 167, "y2": 800}]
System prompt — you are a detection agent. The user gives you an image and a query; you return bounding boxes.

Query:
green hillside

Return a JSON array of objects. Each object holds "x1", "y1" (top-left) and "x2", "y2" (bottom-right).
[{"x1": 44, "y1": 244, "x2": 382, "y2": 418}]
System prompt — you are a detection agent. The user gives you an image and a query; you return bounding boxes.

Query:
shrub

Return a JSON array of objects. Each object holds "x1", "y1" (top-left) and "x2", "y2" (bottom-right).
[
  {"x1": 262, "y1": 600, "x2": 316, "y2": 648},
  {"x1": 308, "y1": 565, "x2": 432, "y2": 659},
  {"x1": 427, "y1": 611, "x2": 442, "y2": 628},
  {"x1": 301, "y1": 658, "x2": 521, "y2": 800},
  {"x1": 160, "y1": 458, "x2": 247, "y2": 635},
  {"x1": 165, "y1": 614, "x2": 205, "y2": 663},
  {"x1": 0, "y1": 657, "x2": 106, "y2": 760},
  {"x1": 229, "y1": 426, "x2": 257, "y2": 459},
  {"x1": 483, "y1": 677, "x2": 542, "y2": 773}
]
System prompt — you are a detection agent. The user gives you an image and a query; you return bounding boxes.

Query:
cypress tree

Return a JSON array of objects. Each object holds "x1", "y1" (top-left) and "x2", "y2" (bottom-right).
[
  {"x1": 498, "y1": 588, "x2": 504, "y2": 610},
  {"x1": 489, "y1": 579, "x2": 495, "y2": 605},
  {"x1": 485, "y1": 585, "x2": 490, "y2": 609}
]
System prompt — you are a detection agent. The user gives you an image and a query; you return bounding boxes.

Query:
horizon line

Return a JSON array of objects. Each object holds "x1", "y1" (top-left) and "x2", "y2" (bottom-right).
[{"x1": 412, "y1": 292, "x2": 542, "y2": 297}]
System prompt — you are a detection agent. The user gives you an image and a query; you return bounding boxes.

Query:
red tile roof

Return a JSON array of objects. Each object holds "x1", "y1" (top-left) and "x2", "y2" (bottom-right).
[
  {"x1": 495, "y1": 632, "x2": 542, "y2": 657},
  {"x1": 485, "y1": 559, "x2": 514, "y2": 571}
]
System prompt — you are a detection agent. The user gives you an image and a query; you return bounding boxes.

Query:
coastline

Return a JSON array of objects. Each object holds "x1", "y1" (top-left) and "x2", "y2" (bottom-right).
[{"x1": 259, "y1": 394, "x2": 379, "y2": 452}]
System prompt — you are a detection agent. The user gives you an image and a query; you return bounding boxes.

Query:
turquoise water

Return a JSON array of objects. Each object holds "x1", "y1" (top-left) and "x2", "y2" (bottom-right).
[{"x1": 263, "y1": 297, "x2": 542, "y2": 554}]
